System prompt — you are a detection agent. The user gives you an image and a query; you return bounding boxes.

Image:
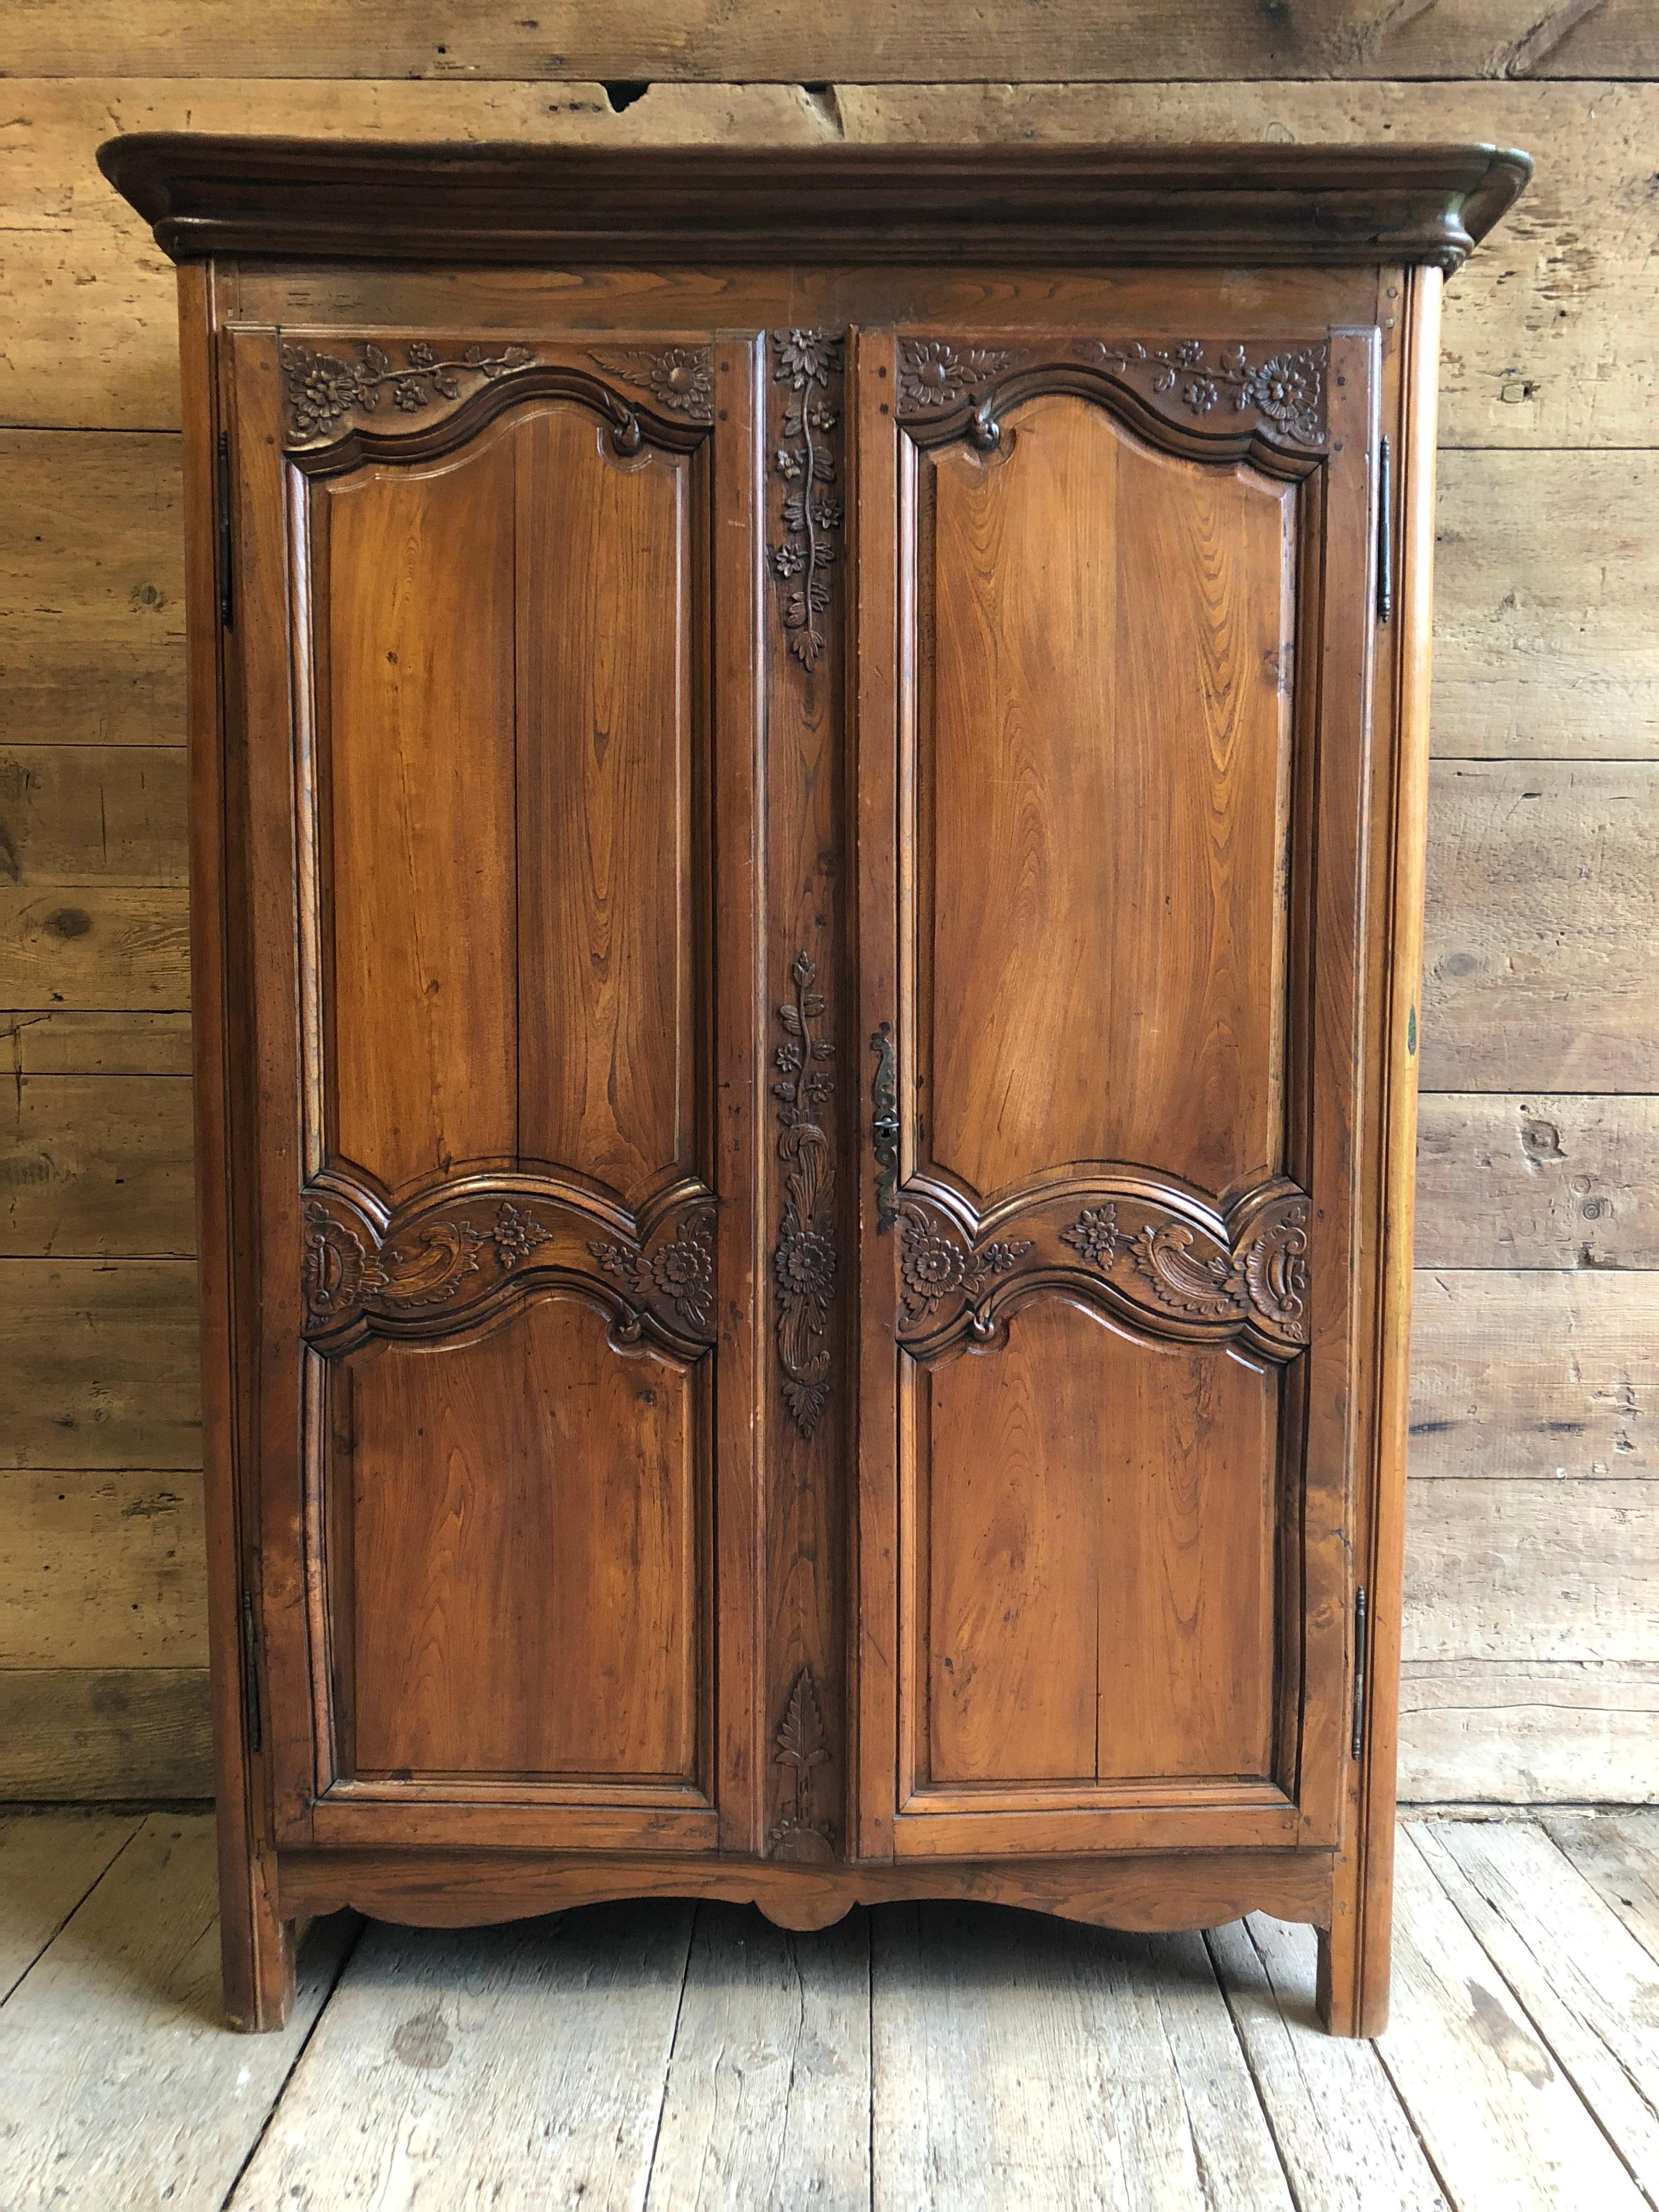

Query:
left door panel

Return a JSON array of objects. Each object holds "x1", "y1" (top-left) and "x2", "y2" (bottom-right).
[{"x1": 223, "y1": 327, "x2": 761, "y2": 1852}]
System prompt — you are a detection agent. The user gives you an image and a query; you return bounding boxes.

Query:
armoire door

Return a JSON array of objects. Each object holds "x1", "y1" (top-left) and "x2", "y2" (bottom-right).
[
  {"x1": 224, "y1": 325, "x2": 765, "y2": 1852},
  {"x1": 853, "y1": 323, "x2": 1380, "y2": 1859}
]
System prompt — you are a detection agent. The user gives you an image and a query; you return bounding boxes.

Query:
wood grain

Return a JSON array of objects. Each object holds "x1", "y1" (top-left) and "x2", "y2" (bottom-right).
[
  {"x1": 345, "y1": 1297, "x2": 702, "y2": 1788},
  {"x1": 0, "y1": 1257, "x2": 200, "y2": 1469},
  {"x1": 1416, "y1": 1816, "x2": 1659, "y2": 2188},
  {"x1": 923, "y1": 393, "x2": 1293, "y2": 1200},
  {"x1": 515, "y1": 405, "x2": 700, "y2": 1196},
  {"x1": 0, "y1": 1668, "x2": 211, "y2": 1797},
  {"x1": 9, "y1": 5, "x2": 1654, "y2": 82},
  {"x1": 1421, "y1": 760, "x2": 1659, "y2": 1091},
  {"x1": 1409, "y1": 1268, "x2": 1654, "y2": 1480},
  {"x1": 921, "y1": 1305, "x2": 1278, "y2": 1793},
  {"x1": 1375, "y1": 1826, "x2": 1649, "y2": 2210},
  {"x1": 0, "y1": 1467, "x2": 205, "y2": 1666},
  {"x1": 1404, "y1": 1479, "x2": 1659, "y2": 1662},
  {"x1": 646, "y1": 1905, "x2": 872, "y2": 2209},
  {"x1": 0, "y1": 1815, "x2": 352, "y2": 2204},
  {"x1": 0, "y1": 431, "x2": 184, "y2": 743},
  {"x1": 0, "y1": 1810, "x2": 140, "y2": 2001},
  {"x1": 227, "y1": 1903, "x2": 693, "y2": 2209},
  {"x1": 1415, "y1": 1093, "x2": 1659, "y2": 1269},
  {"x1": 1398, "y1": 1660, "x2": 1659, "y2": 1803},
  {"x1": 320, "y1": 431, "x2": 519, "y2": 1189},
  {"x1": 871, "y1": 1903, "x2": 1293, "y2": 2210},
  {"x1": 1545, "y1": 1809, "x2": 1659, "y2": 1962},
  {"x1": 0, "y1": 746, "x2": 186, "y2": 884},
  {"x1": 0, "y1": 1009, "x2": 192, "y2": 1075},
  {"x1": 1, "y1": 1073, "x2": 194, "y2": 1255}
]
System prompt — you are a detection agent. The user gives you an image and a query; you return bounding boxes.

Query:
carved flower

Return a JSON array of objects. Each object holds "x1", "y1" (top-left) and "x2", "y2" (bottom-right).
[
  {"x1": 1183, "y1": 377, "x2": 1220, "y2": 415},
  {"x1": 283, "y1": 347, "x2": 362, "y2": 438},
  {"x1": 775, "y1": 1214, "x2": 836, "y2": 1313},
  {"x1": 651, "y1": 1216, "x2": 715, "y2": 1333},
  {"x1": 391, "y1": 377, "x2": 428, "y2": 411},
  {"x1": 492, "y1": 1202, "x2": 551, "y2": 1269},
  {"x1": 774, "y1": 329, "x2": 842, "y2": 390},
  {"x1": 647, "y1": 346, "x2": 714, "y2": 414},
  {"x1": 1244, "y1": 352, "x2": 1318, "y2": 432},
  {"x1": 898, "y1": 1214, "x2": 969, "y2": 1318},
  {"x1": 1060, "y1": 1204, "x2": 1124, "y2": 1269},
  {"x1": 896, "y1": 339, "x2": 1020, "y2": 413}
]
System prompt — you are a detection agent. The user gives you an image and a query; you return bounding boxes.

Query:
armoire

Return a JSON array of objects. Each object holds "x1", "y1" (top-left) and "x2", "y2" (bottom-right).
[{"x1": 100, "y1": 136, "x2": 1530, "y2": 2035}]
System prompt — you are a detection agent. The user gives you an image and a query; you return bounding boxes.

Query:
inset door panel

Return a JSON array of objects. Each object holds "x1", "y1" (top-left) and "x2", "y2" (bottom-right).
[
  {"x1": 918, "y1": 390, "x2": 1298, "y2": 1206},
  {"x1": 328, "y1": 1295, "x2": 706, "y2": 1795},
  {"x1": 914, "y1": 1302, "x2": 1280, "y2": 1796},
  {"x1": 308, "y1": 393, "x2": 706, "y2": 1203}
]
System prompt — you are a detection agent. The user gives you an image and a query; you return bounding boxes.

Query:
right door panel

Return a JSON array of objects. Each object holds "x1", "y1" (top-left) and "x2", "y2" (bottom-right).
[{"x1": 856, "y1": 326, "x2": 1376, "y2": 1859}]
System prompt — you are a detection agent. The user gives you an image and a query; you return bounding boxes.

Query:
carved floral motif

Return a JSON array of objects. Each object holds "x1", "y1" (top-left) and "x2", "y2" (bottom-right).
[
  {"x1": 896, "y1": 1205, "x2": 1031, "y2": 1330},
  {"x1": 896, "y1": 338, "x2": 1021, "y2": 411},
  {"x1": 768, "y1": 330, "x2": 844, "y2": 670},
  {"x1": 1091, "y1": 339, "x2": 1327, "y2": 445},
  {"x1": 772, "y1": 951, "x2": 837, "y2": 1438},
  {"x1": 586, "y1": 345, "x2": 715, "y2": 422},
  {"x1": 280, "y1": 339, "x2": 536, "y2": 442},
  {"x1": 590, "y1": 1210, "x2": 716, "y2": 1338},
  {"x1": 767, "y1": 1663, "x2": 834, "y2": 1862},
  {"x1": 491, "y1": 1202, "x2": 551, "y2": 1270}
]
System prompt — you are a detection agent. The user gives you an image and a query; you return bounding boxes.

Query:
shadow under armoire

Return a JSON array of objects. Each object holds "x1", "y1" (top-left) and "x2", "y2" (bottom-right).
[{"x1": 100, "y1": 136, "x2": 1529, "y2": 2035}]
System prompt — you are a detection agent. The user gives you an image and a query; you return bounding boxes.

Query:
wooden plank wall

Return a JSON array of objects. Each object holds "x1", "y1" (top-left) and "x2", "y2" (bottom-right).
[{"x1": 2, "y1": 4, "x2": 1655, "y2": 1804}]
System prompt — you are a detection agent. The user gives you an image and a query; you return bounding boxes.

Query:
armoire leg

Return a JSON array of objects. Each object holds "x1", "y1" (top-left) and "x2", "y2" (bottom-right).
[
  {"x1": 1316, "y1": 1823, "x2": 1396, "y2": 2037},
  {"x1": 218, "y1": 1830, "x2": 296, "y2": 2032}
]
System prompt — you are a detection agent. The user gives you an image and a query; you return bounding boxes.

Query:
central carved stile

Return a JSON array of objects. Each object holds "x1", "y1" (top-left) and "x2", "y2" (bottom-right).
[{"x1": 772, "y1": 952, "x2": 837, "y2": 1436}]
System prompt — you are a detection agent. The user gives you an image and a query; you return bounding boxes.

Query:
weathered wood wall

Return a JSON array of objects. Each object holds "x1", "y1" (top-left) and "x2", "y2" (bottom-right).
[{"x1": 3, "y1": 5, "x2": 1655, "y2": 1804}]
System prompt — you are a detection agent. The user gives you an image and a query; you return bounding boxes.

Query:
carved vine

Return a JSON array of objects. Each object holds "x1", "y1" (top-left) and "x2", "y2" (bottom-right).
[
  {"x1": 280, "y1": 339, "x2": 537, "y2": 442},
  {"x1": 767, "y1": 1664, "x2": 834, "y2": 1863},
  {"x1": 587, "y1": 345, "x2": 715, "y2": 424},
  {"x1": 768, "y1": 330, "x2": 844, "y2": 671},
  {"x1": 590, "y1": 1210, "x2": 716, "y2": 1339},
  {"x1": 1092, "y1": 340, "x2": 1326, "y2": 446},
  {"x1": 897, "y1": 1204, "x2": 1032, "y2": 1334},
  {"x1": 772, "y1": 951, "x2": 837, "y2": 1438},
  {"x1": 890, "y1": 334, "x2": 1330, "y2": 450}
]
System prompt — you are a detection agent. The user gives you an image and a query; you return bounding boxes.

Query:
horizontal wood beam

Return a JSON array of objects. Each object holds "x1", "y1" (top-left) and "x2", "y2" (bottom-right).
[{"x1": 6, "y1": 4, "x2": 1654, "y2": 83}]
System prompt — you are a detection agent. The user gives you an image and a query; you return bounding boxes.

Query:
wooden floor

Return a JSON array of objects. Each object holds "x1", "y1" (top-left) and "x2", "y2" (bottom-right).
[{"x1": 1, "y1": 1813, "x2": 1656, "y2": 2208}]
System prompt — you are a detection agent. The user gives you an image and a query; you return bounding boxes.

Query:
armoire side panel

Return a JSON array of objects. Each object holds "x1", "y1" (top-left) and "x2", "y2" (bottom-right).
[{"x1": 322, "y1": 438, "x2": 520, "y2": 1191}]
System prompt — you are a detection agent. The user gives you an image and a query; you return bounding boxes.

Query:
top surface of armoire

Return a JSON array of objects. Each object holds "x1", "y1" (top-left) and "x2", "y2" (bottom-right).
[{"x1": 100, "y1": 136, "x2": 1529, "y2": 2034}]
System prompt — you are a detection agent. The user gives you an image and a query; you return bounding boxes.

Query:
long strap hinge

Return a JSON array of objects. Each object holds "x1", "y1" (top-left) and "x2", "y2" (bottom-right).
[
  {"x1": 239, "y1": 1585, "x2": 262, "y2": 1754},
  {"x1": 1351, "y1": 1585, "x2": 1369, "y2": 1759},
  {"x1": 216, "y1": 430, "x2": 235, "y2": 630}
]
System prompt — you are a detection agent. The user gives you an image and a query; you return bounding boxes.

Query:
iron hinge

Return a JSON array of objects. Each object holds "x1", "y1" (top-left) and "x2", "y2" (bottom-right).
[
  {"x1": 240, "y1": 1585, "x2": 262, "y2": 1754},
  {"x1": 1351, "y1": 1585, "x2": 1369, "y2": 1760},
  {"x1": 1375, "y1": 436, "x2": 1393, "y2": 624},
  {"x1": 216, "y1": 430, "x2": 235, "y2": 630}
]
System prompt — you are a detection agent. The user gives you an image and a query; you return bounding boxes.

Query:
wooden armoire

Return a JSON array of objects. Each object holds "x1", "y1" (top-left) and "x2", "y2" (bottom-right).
[{"x1": 102, "y1": 137, "x2": 1528, "y2": 2036}]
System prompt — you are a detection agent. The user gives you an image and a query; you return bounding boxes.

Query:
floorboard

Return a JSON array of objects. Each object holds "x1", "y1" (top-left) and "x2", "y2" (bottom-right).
[{"x1": 0, "y1": 1815, "x2": 1654, "y2": 2210}]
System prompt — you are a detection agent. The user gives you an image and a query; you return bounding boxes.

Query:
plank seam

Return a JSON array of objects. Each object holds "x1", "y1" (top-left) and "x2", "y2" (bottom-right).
[
  {"x1": 0, "y1": 1812, "x2": 143, "y2": 2007},
  {"x1": 216, "y1": 1913, "x2": 365, "y2": 2211}
]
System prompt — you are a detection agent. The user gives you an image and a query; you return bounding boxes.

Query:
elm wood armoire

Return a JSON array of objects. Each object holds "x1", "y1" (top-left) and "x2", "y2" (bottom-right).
[{"x1": 101, "y1": 136, "x2": 1529, "y2": 2036}]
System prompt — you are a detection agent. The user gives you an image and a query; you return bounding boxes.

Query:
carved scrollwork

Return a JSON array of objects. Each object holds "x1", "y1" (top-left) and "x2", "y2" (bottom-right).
[
  {"x1": 772, "y1": 951, "x2": 837, "y2": 1438},
  {"x1": 891, "y1": 333, "x2": 1330, "y2": 452},
  {"x1": 586, "y1": 344, "x2": 714, "y2": 424},
  {"x1": 766, "y1": 1664, "x2": 834, "y2": 1863},
  {"x1": 280, "y1": 338, "x2": 537, "y2": 443},
  {"x1": 893, "y1": 1175, "x2": 1311, "y2": 1361},
  {"x1": 300, "y1": 1176, "x2": 716, "y2": 1358},
  {"x1": 768, "y1": 330, "x2": 845, "y2": 671}
]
